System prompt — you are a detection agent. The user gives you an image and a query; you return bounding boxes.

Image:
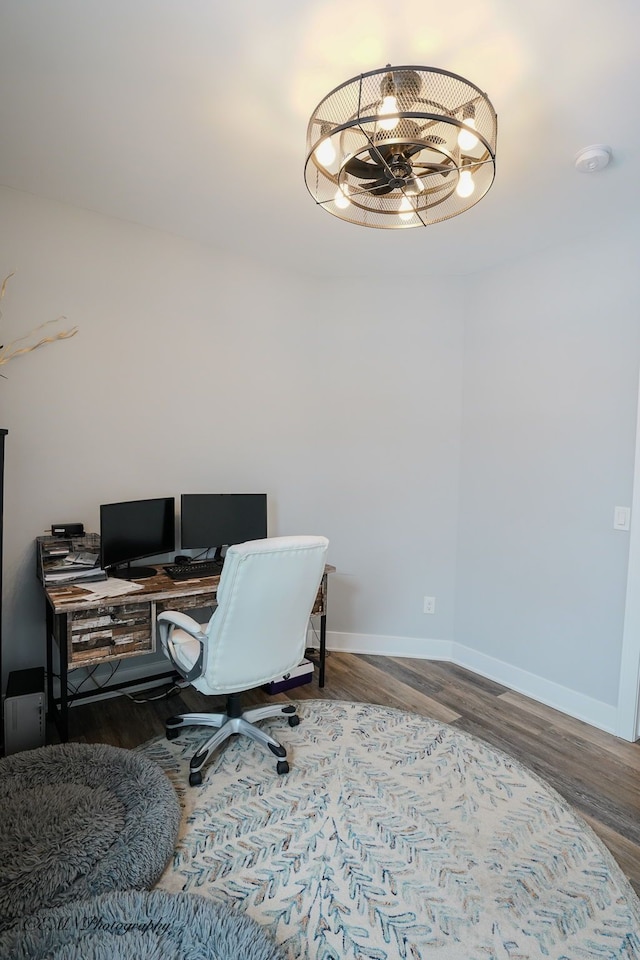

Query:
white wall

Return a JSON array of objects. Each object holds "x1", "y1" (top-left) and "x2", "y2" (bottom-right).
[
  {"x1": 301, "y1": 276, "x2": 465, "y2": 643},
  {"x1": 0, "y1": 185, "x2": 464, "y2": 686},
  {"x1": 2, "y1": 185, "x2": 638, "y2": 736},
  {"x1": 456, "y1": 224, "x2": 640, "y2": 711}
]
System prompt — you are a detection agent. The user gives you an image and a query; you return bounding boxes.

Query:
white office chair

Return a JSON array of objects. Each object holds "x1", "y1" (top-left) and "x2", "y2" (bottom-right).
[{"x1": 157, "y1": 535, "x2": 329, "y2": 786}]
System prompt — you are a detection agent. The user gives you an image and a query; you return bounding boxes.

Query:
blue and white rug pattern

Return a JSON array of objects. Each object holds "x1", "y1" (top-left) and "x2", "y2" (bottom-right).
[{"x1": 140, "y1": 700, "x2": 640, "y2": 959}]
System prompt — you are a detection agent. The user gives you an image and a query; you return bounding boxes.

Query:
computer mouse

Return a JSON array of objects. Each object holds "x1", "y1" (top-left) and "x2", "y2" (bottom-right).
[{"x1": 175, "y1": 555, "x2": 191, "y2": 565}]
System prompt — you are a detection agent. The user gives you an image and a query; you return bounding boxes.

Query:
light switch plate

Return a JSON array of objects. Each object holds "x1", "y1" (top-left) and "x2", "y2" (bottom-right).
[{"x1": 614, "y1": 506, "x2": 631, "y2": 531}]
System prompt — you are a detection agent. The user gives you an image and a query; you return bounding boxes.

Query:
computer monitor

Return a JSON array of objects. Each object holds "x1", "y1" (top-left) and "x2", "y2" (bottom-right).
[
  {"x1": 100, "y1": 496, "x2": 175, "y2": 579},
  {"x1": 180, "y1": 494, "x2": 267, "y2": 559}
]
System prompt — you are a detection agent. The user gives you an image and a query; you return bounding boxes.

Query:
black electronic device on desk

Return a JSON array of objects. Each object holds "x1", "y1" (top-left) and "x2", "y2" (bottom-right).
[
  {"x1": 164, "y1": 558, "x2": 224, "y2": 581},
  {"x1": 100, "y1": 496, "x2": 175, "y2": 580},
  {"x1": 180, "y1": 493, "x2": 267, "y2": 566}
]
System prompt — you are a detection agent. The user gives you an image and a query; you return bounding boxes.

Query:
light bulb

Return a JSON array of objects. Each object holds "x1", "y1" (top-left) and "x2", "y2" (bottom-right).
[
  {"x1": 456, "y1": 168, "x2": 475, "y2": 199},
  {"x1": 405, "y1": 175, "x2": 423, "y2": 196},
  {"x1": 379, "y1": 94, "x2": 399, "y2": 132},
  {"x1": 398, "y1": 196, "x2": 414, "y2": 221},
  {"x1": 314, "y1": 135, "x2": 336, "y2": 168},
  {"x1": 334, "y1": 184, "x2": 350, "y2": 209},
  {"x1": 458, "y1": 104, "x2": 478, "y2": 152}
]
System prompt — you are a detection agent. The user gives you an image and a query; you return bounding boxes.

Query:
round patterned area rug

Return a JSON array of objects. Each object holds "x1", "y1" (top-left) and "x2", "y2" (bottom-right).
[{"x1": 141, "y1": 700, "x2": 640, "y2": 959}]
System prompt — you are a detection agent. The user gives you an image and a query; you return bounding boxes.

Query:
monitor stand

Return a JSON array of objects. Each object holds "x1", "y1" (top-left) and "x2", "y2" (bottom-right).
[{"x1": 111, "y1": 563, "x2": 157, "y2": 581}]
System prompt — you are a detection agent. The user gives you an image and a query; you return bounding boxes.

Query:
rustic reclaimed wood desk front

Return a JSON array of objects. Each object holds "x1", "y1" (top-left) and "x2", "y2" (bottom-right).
[{"x1": 43, "y1": 564, "x2": 333, "y2": 742}]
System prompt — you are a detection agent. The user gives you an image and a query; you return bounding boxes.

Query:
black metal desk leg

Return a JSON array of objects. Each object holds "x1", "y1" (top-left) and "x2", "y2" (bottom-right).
[
  {"x1": 319, "y1": 613, "x2": 327, "y2": 688},
  {"x1": 47, "y1": 608, "x2": 69, "y2": 743},
  {"x1": 58, "y1": 612, "x2": 69, "y2": 742},
  {"x1": 45, "y1": 601, "x2": 54, "y2": 733}
]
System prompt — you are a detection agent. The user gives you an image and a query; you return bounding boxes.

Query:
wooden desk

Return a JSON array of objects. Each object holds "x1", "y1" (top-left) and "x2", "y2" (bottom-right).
[{"x1": 43, "y1": 564, "x2": 333, "y2": 742}]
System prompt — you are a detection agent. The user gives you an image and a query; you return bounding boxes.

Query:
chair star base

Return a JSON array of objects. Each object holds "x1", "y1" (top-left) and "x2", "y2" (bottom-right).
[{"x1": 166, "y1": 694, "x2": 299, "y2": 785}]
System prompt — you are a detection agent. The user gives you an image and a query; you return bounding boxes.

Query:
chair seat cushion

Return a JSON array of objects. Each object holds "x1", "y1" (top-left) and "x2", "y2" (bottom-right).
[{"x1": 170, "y1": 628, "x2": 206, "y2": 672}]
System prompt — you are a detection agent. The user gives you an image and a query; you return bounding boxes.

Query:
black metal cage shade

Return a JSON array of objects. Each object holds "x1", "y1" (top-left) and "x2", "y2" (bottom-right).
[{"x1": 304, "y1": 64, "x2": 497, "y2": 229}]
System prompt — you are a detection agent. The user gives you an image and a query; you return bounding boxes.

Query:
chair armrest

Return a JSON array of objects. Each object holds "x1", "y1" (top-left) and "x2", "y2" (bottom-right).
[
  {"x1": 157, "y1": 610, "x2": 208, "y2": 683},
  {"x1": 158, "y1": 610, "x2": 204, "y2": 636}
]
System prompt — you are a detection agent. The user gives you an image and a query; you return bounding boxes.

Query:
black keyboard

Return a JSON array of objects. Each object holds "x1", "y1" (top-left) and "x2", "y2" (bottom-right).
[{"x1": 163, "y1": 560, "x2": 224, "y2": 581}]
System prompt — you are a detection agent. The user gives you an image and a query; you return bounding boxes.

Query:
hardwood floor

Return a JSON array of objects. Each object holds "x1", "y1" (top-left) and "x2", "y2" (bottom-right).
[{"x1": 64, "y1": 650, "x2": 640, "y2": 895}]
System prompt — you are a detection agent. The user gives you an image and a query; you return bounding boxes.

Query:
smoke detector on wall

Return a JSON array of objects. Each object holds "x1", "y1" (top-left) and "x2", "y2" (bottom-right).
[{"x1": 575, "y1": 145, "x2": 612, "y2": 173}]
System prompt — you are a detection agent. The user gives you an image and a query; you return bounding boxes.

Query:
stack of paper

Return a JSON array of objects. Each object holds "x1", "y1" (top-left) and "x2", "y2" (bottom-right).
[{"x1": 45, "y1": 565, "x2": 107, "y2": 585}]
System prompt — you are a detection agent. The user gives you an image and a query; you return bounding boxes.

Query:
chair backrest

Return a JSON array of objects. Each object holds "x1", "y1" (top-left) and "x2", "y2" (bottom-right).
[{"x1": 200, "y1": 535, "x2": 329, "y2": 694}]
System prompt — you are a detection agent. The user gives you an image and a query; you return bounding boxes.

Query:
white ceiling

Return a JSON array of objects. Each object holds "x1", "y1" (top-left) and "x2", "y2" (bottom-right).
[{"x1": 0, "y1": 0, "x2": 638, "y2": 279}]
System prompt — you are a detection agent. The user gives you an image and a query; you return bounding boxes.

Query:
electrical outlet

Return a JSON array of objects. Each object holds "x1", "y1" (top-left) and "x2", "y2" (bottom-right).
[{"x1": 423, "y1": 596, "x2": 436, "y2": 615}]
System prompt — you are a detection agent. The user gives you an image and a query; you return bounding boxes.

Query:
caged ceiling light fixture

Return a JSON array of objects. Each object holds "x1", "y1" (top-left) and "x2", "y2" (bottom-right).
[{"x1": 304, "y1": 64, "x2": 497, "y2": 229}]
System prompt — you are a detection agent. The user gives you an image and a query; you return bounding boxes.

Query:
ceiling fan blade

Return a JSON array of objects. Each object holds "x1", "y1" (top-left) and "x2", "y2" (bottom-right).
[
  {"x1": 404, "y1": 143, "x2": 426, "y2": 159},
  {"x1": 364, "y1": 180, "x2": 394, "y2": 196},
  {"x1": 411, "y1": 161, "x2": 455, "y2": 174},
  {"x1": 345, "y1": 156, "x2": 386, "y2": 179},
  {"x1": 369, "y1": 144, "x2": 422, "y2": 170},
  {"x1": 370, "y1": 144, "x2": 395, "y2": 164}
]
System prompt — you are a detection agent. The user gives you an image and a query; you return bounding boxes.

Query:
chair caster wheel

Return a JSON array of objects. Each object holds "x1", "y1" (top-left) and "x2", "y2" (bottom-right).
[
  {"x1": 276, "y1": 760, "x2": 289, "y2": 775},
  {"x1": 288, "y1": 715, "x2": 300, "y2": 727},
  {"x1": 166, "y1": 727, "x2": 181, "y2": 740},
  {"x1": 189, "y1": 771, "x2": 203, "y2": 787}
]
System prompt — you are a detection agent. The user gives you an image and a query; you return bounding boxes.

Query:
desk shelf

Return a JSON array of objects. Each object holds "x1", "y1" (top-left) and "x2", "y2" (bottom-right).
[
  {"x1": 154, "y1": 590, "x2": 217, "y2": 617},
  {"x1": 66, "y1": 600, "x2": 154, "y2": 666},
  {"x1": 37, "y1": 533, "x2": 101, "y2": 584}
]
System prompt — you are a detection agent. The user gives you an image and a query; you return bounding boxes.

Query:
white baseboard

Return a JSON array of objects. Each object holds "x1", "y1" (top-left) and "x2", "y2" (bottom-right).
[
  {"x1": 327, "y1": 630, "x2": 618, "y2": 736},
  {"x1": 73, "y1": 631, "x2": 618, "y2": 737},
  {"x1": 323, "y1": 631, "x2": 453, "y2": 661}
]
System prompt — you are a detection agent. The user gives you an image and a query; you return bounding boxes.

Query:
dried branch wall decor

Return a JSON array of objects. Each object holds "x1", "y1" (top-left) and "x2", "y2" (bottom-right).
[{"x1": 0, "y1": 272, "x2": 78, "y2": 375}]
